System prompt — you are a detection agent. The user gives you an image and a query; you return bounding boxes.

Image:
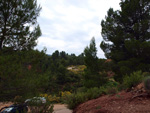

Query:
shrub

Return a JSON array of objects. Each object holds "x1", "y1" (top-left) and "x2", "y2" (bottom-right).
[
  {"x1": 59, "y1": 91, "x2": 72, "y2": 103},
  {"x1": 144, "y1": 76, "x2": 150, "y2": 91},
  {"x1": 122, "y1": 70, "x2": 144, "y2": 89},
  {"x1": 104, "y1": 79, "x2": 119, "y2": 88},
  {"x1": 40, "y1": 94, "x2": 60, "y2": 103},
  {"x1": 86, "y1": 87, "x2": 104, "y2": 100},
  {"x1": 65, "y1": 92, "x2": 85, "y2": 109},
  {"x1": 65, "y1": 87, "x2": 107, "y2": 109}
]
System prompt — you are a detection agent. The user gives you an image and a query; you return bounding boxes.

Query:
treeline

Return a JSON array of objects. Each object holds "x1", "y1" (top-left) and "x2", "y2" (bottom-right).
[
  {"x1": 49, "y1": 50, "x2": 84, "y2": 67},
  {"x1": 0, "y1": 48, "x2": 85, "y2": 101}
]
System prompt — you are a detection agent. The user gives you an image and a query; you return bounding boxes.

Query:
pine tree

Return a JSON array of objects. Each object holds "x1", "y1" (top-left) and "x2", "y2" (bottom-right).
[
  {"x1": 84, "y1": 37, "x2": 99, "y2": 73},
  {"x1": 101, "y1": 0, "x2": 150, "y2": 77},
  {"x1": 83, "y1": 37, "x2": 107, "y2": 88},
  {"x1": 0, "y1": 0, "x2": 41, "y2": 51}
]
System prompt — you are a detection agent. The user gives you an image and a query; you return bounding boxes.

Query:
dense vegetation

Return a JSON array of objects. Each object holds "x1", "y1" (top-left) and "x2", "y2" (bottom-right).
[
  {"x1": 0, "y1": 0, "x2": 42, "y2": 51},
  {"x1": 101, "y1": 0, "x2": 150, "y2": 81},
  {"x1": 0, "y1": 49, "x2": 85, "y2": 101},
  {"x1": 1, "y1": 0, "x2": 150, "y2": 112}
]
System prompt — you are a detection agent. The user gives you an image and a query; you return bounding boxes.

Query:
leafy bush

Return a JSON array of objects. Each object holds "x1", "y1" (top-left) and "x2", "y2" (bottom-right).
[
  {"x1": 40, "y1": 94, "x2": 60, "y2": 103},
  {"x1": 65, "y1": 79, "x2": 120, "y2": 109},
  {"x1": 60, "y1": 91, "x2": 72, "y2": 102},
  {"x1": 65, "y1": 87, "x2": 107, "y2": 109},
  {"x1": 104, "y1": 79, "x2": 119, "y2": 88},
  {"x1": 144, "y1": 76, "x2": 150, "y2": 91},
  {"x1": 122, "y1": 70, "x2": 144, "y2": 89},
  {"x1": 65, "y1": 92, "x2": 86, "y2": 109},
  {"x1": 85, "y1": 87, "x2": 105, "y2": 100}
]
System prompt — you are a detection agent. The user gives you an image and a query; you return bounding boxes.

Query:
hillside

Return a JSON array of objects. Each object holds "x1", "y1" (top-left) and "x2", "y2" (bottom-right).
[{"x1": 74, "y1": 83, "x2": 150, "y2": 113}]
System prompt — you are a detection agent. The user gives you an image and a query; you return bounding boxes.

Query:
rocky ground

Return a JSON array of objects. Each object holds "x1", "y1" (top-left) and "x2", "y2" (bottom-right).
[{"x1": 74, "y1": 83, "x2": 150, "y2": 113}]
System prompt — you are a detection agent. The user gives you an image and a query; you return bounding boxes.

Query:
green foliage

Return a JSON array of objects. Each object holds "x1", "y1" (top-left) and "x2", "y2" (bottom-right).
[
  {"x1": 65, "y1": 79, "x2": 120, "y2": 109},
  {"x1": 65, "y1": 92, "x2": 85, "y2": 109},
  {"x1": 84, "y1": 37, "x2": 98, "y2": 73},
  {"x1": 0, "y1": 0, "x2": 42, "y2": 50},
  {"x1": 65, "y1": 87, "x2": 107, "y2": 109},
  {"x1": 0, "y1": 50, "x2": 49, "y2": 101},
  {"x1": 122, "y1": 70, "x2": 144, "y2": 89},
  {"x1": 102, "y1": 79, "x2": 119, "y2": 94},
  {"x1": 83, "y1": 72, "x2": 108, "y2": 88},
  {"x1": 40, "y1": 50, "x2": 84, "y2": 94},
  {"x1": 104, "y1": 79, "x2": 119, "y2": 87},
  {"x1": 83, "y1": 38, "x2": 108, "y2": 88},
  {"x1": 144, "y1": 76, "x2": 150, "y2": 91},
  {"x1": 101, "y1": 0, "x2": 150, "y2": 80}
]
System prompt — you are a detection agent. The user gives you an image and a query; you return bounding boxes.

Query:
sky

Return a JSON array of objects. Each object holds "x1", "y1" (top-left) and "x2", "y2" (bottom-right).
[{"x1": 36, "y1": 0, "x2": 121, "y2": 58}]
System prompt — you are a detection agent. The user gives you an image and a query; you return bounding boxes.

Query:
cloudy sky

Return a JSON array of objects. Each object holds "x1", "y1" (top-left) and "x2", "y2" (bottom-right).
[{"x1": 36, "y1": 0, "x2": 121, "y2": 58}]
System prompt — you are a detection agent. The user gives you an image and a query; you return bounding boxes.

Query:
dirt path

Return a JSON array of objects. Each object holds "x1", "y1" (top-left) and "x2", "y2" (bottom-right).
[{"x1": 53, "y1": 104, "x2": 72, "y2": 113}]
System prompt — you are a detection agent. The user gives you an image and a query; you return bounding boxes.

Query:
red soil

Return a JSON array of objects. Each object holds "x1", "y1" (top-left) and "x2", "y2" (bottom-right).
[{"x1": 74, "y1": 86, "x2": 150, "y2": 113}]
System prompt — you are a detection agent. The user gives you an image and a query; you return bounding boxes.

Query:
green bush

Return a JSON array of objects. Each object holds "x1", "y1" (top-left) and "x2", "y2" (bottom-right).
[
  {"x1": 122, "y1": 70, "x2": 144, "y2": 89},
  {"x1": 65, "y1": 80, "x2": 120, "y2": 109},
  {"x1": 104, "y1": 80, "x2": 119, "y2": 88},
  {"x1": 86, "y1": 87, "x2": 105, "y2": 100},
  {"x1": 64, "y1": 92, "x2": 85, "y2": 109},
  {"x1": 65, "y1": 87, "x2": 107, "y2": 109},
  {"x1": 144, "y1": 76, "x2": 150, "y2": 91}
]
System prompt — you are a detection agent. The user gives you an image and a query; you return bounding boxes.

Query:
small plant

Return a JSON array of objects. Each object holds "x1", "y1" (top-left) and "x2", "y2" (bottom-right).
[
  {"x1": 60, "y1": 91, "x2": 72, "y2": 103},
  {"x1": 122, "y1": 70, "x2": 144, "y2": 89},
  {"x1": 65, "y1": 92, "x2": 86, "y2": 109}
]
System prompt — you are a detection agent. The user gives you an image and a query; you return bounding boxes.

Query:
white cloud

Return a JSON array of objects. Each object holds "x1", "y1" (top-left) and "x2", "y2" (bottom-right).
[
  {"x1": 38, "y1": 37, "x2": 65, "y2": 49},
  {"x1": 37, "y1": 0, "x2": 121, "y2": 58}
]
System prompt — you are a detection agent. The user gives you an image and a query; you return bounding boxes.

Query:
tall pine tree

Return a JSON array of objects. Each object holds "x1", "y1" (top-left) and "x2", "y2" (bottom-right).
[
  {"x1": 101, "y1": 0, "x2": 150, "y2": 78},
  {"x1": 84, "y1": 37, "x2": 107, "y2": 88},
  {"x1": 0, "y1": 0, "x2": 41, "y2": 51}
]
